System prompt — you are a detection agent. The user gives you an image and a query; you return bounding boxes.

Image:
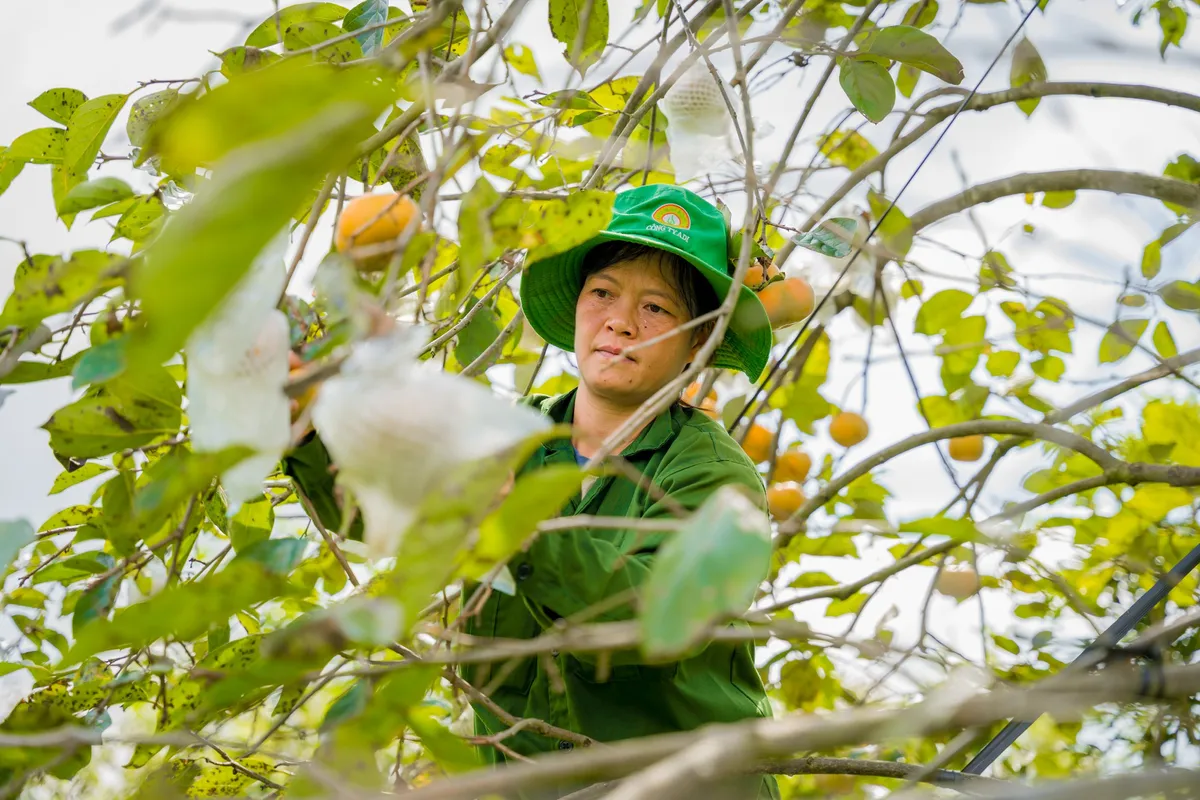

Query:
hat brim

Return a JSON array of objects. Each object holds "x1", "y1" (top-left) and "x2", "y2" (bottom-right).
[{"x1": 521, "y1": 230, "x2": 772, "y2": 382}]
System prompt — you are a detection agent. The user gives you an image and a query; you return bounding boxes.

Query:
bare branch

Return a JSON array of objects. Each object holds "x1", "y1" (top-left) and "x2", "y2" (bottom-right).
[{"x1": 909, "y1": 170, "x2": 1200, "y2": 234}]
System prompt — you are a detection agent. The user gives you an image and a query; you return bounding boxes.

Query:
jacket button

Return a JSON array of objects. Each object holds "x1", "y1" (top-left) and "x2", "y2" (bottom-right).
[
  {"x1": 557, "y1": 740, "x2": 574, "y2": 751},
  {"x1": 515, "y1": 563, "x2": 533, "y2": 581},
  {"x1": 551, "y1": 650, "x2": 559, "y2": 657}
]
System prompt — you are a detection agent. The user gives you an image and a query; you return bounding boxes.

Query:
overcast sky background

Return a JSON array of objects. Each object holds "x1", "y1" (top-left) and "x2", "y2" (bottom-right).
[{"x1": 1, "y1": 0, "x2": 1199, "y2": 787}]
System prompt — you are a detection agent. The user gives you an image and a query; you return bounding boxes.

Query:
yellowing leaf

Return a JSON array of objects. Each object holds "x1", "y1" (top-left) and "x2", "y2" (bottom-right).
[
  {"x1": 549, "y1": 0, "x2": 609, "y2": 76},
  {"x1": 1098, "y1": 318, "x2": 1148, "y2": 364},
  {"x1": 29, "y1": 88, "x2": 88, "y2": 126},
  {"x1": 817, "y1": 129, "x2": 879, "y2": 169},
  {"x1": 1010, "y1": 37, "x2": 1047, "y2": 116},
  {"x1": 64, "y1": 94, "x2": 129, "y2": 175}
]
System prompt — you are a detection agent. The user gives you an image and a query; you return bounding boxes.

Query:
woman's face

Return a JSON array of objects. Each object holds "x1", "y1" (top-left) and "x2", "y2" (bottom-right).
[{"x1": 574, "y1": 256, "x2": 704, "y2": 408}]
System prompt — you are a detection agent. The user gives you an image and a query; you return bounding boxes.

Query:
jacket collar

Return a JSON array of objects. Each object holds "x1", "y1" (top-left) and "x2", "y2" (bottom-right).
[{"x1": 542, "y1": 388, "x2": 680, "y2": 459}]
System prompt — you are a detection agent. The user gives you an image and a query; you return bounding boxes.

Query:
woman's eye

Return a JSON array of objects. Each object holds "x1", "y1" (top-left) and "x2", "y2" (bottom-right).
[
  {"x1": 592, "y1": 288, "x2": 610, "y2": 298},
  {"x1": 646, "y1": 303, "x2": 667, "y2": 314}
]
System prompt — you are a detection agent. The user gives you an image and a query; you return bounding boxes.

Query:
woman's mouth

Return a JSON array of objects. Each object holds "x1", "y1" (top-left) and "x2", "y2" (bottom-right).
[{"x1": 595, "y1": 345, "x2": 635, "y2": 362}]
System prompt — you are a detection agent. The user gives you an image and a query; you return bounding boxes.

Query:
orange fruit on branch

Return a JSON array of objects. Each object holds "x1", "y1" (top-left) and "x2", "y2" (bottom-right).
[
  {"x1": 767, "y1": 482, "x2": 806, "y2": 522},
  {"x1": 774, "y1": 449, "x2": 812, "y2": 484},
  {"x1": 948, "y1": 434, "x2": 984, "y2": 462},
  {"x1": 829, "y1": 412, "x2": 868, "y2": 447},
  {"x1": 756, "y1": 276, "x2": 815, "y2": 329},
  {"x1": 335, "y1": 192, "x2": 421, "y2": 271},
  {"x1": 740, "y1": 423, "x2": 774, "y2": 464},
  {"x1": 935, "y1": 567, "x2": 980, "y2": 600}
]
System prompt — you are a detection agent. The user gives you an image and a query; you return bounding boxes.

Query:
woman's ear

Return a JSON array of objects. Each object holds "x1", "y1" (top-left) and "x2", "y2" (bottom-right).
[{"x1": 688, "y1": 320, "x2": 715, "y2": 360}]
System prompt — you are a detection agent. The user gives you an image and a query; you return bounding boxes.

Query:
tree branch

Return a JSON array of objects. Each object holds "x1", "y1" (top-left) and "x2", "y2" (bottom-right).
[
  {"x1": 782, "y1": 81, "x2": 1200, "y2": 260},
  {"x1": 908, "y1": 170, "x2": 1200, "y2": 234}
]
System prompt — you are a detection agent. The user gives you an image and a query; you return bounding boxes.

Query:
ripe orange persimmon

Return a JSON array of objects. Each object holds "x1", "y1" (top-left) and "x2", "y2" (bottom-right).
[
  {"x1": 774, "y1": 449, "x2": 812, "y2": 484},
  {"x1": 948, "y1": 434, "x2": 985, "y2": 462},
  {"x1": 681, "y1": 382, "x2": 718, "y2": 419},
  {"x1": 829, "y1": 412, "x2": 868, "y2": 447},
  {"x1": 335, "y1": 192, "x2": 421, "y2": 271},
  {"x1": 757, "y1": 276, "x2": 815, "y2": 329},
  {"x1": 767, "y1": 482, "x2": 805, "y2": 521},
  {"x1": 745, "y1": 264, "x2": 765, "y2": 289},
  {"x1": 741, "y1": 423, "x2": 774, "y2": 464},
  {"x1": 935, "y1": 567, "x2": 980, "y2": 600}
]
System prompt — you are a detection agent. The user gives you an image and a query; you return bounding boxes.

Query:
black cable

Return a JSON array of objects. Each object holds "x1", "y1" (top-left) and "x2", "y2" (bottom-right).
[
  {"x1": 730, "y1": 3, "x2": 1040, "y2": 433},
  {"x1": 962, "y1": 541, "x2": 1200, "y2": 775}
]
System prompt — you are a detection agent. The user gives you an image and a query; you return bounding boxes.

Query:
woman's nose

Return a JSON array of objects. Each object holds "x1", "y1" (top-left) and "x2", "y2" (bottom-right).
[{"x1": 604, "y1": 298, "x2": 637, "y2": 336}]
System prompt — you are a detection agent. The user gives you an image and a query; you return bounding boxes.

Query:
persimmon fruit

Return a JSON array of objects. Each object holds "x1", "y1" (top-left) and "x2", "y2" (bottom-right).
[
  {"x1": 741, "y1": 423, "x2": 774, "y2": 464},
  {"x1": 829, "y1": 412, "x2": 868, "y2": 447},
  {"x1": 935, "y1": 567, "x2": 980, "y2": 600},
  {"x1": 774, "y1": 449, "x2": 812, "y2": 484},
  {"x1": 767, "y1": 482, "x2": 806, "y2": 521},
  {"x1": 756, "y1": 276, "x2": 815, "y2": 329},
  {"x1": 335, "y1": 192, "x2": 421, "y2": 271},
  {"x1": 948, "y1": 434, "x2": 985, "y2": 462}
]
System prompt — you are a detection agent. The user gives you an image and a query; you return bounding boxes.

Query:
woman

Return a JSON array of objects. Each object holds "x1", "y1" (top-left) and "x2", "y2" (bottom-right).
[{"x1": 287, "y1": 185, "x2": 778, "y2": 798}]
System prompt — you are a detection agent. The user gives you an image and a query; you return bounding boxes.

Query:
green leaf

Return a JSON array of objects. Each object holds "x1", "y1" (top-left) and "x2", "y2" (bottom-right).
[
  {"x1": 132, "y1": 448, "x2": 251, "y2": 533},
  {"x1": 548, "y1": 0, "x2": 610, "y2": 75},
  {"x1": 641, "y1": 486, "x2": 771, "y2": 660},
  {"x1": 1162, "y1": 154, "x2": 1200, "y2": 215},
  {"x1": 1098, "y1": 318, "x2": 1149, "y2": 364},
  {"x1": 90, "y1": 195, "x2": 140, "y2": 220},
  {"x1": 6, "y1": 127, "x2": 66, "y2": 164},
  {"x1": 127, "y1": 66, "x2": 393, "y2": 368},
  {"x1": 979, "y1": 250, "x2": 1015, "y2": 289},
  {"x1": 73, "y1": 574, "x2": 120, "y2": 635},
  {"x1": 817, "y1": 130, "x2": 879, "y2": 170},
  {"x1": 125, "y1": 89, "x2": 180, "y2": 149},
  {"x1": 283, "y1": 21, "x2": 363, "y2": 63},
  {"x1": 63, "y1": 94, "x2": 129, "y2": 175},
  {"x1": 216, "y1": 46, "x2": 283, "y2": 80},
  {"x1": 1, "y1": 352, "x2": 84, "y2": 385},
  {"x1": 56, "y1": 177, "x2": 135, "y2": 216},
  {"x1": 1041, "y1": 190, "x2": 1075, "y2": 209},
  {"x1": 0, "y1": 250, "x2": 123, "y2": 330},
  {"x1": 902, "y1": 0, "x2": 939, "y2": 28},
  {"x1": 914, "y1": 289, "x2": 972, "y2": 335},
  {"x1": 826, "y1": 593, "x2": 867, "y2": 617},
  {"x1": 1158, "y1": 280, "x2": 1200, "y2": 311},
  {"x1": 29, "y1": 88, "x2": 88, "y2": 126},
  {"x1": 245, "y1": 3, "x2": 350, "y2": 47},
  {"x1": 142, "y1": 60, "x2": 392, "y2": 177},
  {"x1": 459, "y1": 464, "x2": 584, "y2": 581},
  {"x1": 229, "y1": 495, "x2": 274, "y2": 551},
  {"x1": 792, "y1": 217, "x2": 857, "y2": 259},
  {"x1": 1031, "y1": 355, "x2": 1064, "y2": 382},
  {"x1": 863, "y1": 25, "x2": 964, "y2": 84},
  {"x1": 898, "y1": 516, "x2": 979, "y2": 541},
  {"x1": 1, "y1": 519, "x2": 35, "y2": 572},
  {"x1": 51, "y1": 164, "x2": 87, "y2": 230},
  {"x1": 896, "y1": 63, "x2": 921, "y2": 98},
  {"x1": 1010, "y1": 37, "x2": 1047, "y2": 116},
  {"x1": 993, "y1": 634, "x2": 1020, "y2": 655},
  {"x1": 1142, "y1": 238, "x2": 1162, "y2": 279},
  {"x1": 454, "y1": 300, "x2": 501, "y2": 367},
  {"x1": 497, "y1": 191, "x2": 616, "y2": 266},
  {"x1": 322, "y1": 679, "x2": 370, "y2": 731},
  {"x1": 986, "y1": 350, "x2": 1020, "y2": 378},
  {"x1": 111, "y1": 195, "x2": 167, "y2": 243},
  {"x1": 839, "y1": 58, "x2": 895, "y2": 123},
  {"x1": 0, "y1": 147, "x2": 25, "y2": 198},
  {"x1": 866, "y1": 188, "x2": 913, "y2": 258},
  {"x1": 41, "y1": 366, "x2": 182, "y2": 458},
  {"x1": 49, "y1": 463, "x2": 111, "y2": 495},
  {"x1": 71, "y1": 338, "x2": 127, "y2": 388},
  {"x1": 343, "y1": 0, "x2": 392, "y2": 56},
  {"x1": 1156, "y1": 0, "x2": 1187, "y2": 57},
  {"x1": 1152, "y1": 321, "x2": 1177, "y2": 358},
  {"x1": 65, "y1": 560, "x2": 294, "y2": 665},
  {"x1": 232, "y1": 538, "x2": 306, "y2": 575},
  {"x1": 504, "y1": 44, "x2": 541, "y2": 78}
]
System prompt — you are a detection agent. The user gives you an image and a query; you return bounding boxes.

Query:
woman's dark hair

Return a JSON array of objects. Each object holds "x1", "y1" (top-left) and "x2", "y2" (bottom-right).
[{"x1": 579, "y1": 241, "x2": 719, "y2": 322}]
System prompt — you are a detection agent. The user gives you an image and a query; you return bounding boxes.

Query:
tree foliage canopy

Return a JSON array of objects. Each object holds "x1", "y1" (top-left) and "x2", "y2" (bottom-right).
[{"x1": 1, "y1": 1, "x2": 1199, "y2": 798}]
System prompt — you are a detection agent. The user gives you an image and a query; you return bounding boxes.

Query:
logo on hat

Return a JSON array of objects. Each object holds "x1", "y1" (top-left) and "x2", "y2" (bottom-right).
[{"x1": 651, "y1": 203, "x2": 691, "y2": 230}]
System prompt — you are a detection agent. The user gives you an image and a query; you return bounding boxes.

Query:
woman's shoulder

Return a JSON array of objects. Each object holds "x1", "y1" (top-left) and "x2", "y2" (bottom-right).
[{"x1": 666, "y1": 406, "x2": 763, "y2": 479}]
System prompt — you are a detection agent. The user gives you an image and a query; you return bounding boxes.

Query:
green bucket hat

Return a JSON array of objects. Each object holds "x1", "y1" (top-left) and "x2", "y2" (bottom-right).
[{"x1": 521, "y1": 184, "x2": 772, "y2": 382}]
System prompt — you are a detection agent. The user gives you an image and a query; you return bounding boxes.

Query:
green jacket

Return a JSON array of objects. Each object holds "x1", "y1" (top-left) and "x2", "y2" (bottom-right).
[{"x1": 285, "y1": 390, "x2": 779, "y2": 799}]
